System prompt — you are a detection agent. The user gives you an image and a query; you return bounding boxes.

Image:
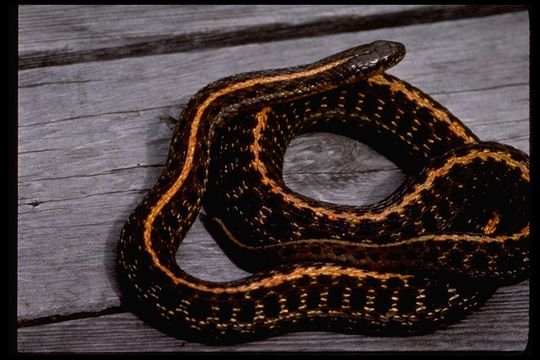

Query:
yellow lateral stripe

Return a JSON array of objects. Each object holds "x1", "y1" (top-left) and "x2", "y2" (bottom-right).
[
  {"x1": 143, "y1": 57, "x2": 353, "y2": 290},
  {"x1": 250, "y1": 105, "x2": 529, "y2": 222}
]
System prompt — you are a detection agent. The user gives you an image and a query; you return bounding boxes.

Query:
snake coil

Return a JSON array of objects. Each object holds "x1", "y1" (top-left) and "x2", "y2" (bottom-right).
[{"x1": 117, "y1": 41, "x2": 530, "y2": 344}]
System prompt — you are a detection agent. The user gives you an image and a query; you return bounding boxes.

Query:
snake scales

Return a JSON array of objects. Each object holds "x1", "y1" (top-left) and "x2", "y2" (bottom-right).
[{"x1": 117, "y1": 40, "x2": 530, "y2": 344}]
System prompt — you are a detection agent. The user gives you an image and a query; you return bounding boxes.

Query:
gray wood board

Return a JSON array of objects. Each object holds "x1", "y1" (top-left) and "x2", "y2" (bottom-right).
[
  {"x1": 18, "y1": 5, "x2": 525, "y2": 69},
  {"x1": 18, "y1": 10, "x2": 529, "y2": 352}
]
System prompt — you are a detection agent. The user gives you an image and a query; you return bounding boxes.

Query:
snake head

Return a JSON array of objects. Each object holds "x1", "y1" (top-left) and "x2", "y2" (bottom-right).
[
  {"x1": 348, "y1": 40, "x2": 406, "y2": 75},
  {"x1": 370, "y1": 40, "x2": 406, "y2": 71},
  {"x1": 318, "y1": 40, "x2": 406, "y2": 84}
]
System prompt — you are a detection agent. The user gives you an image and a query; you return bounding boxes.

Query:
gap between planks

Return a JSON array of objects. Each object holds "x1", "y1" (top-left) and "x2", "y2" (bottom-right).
[{"x1": 18, "y1": 5, "x2": 526, "y2": 70}]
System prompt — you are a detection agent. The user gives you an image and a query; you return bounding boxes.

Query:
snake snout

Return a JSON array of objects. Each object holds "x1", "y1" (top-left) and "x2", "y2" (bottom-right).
[
  {"x1": 372, "y1": 40, "x2": 406, "y2": 70},
  {"x1": 345, "y1": 40, "x2": 406, "y2": 78}
]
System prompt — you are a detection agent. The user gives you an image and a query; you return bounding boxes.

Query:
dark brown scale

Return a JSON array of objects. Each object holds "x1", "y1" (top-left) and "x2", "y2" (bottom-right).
[
  {"x1": 424, "y1": 284, "x2": 449, "y2": 310},
  {"x1": 286, "y1": 291, "x2": 301, "y2": 312},
  {"x1": 412, "y1": 123, "x2": 433, "y2": 145},
  {"x1": 237, "y1": 301, "x2": 256, "y2": 323},
  {"x1": 397, "y1": 108, "x2": 415, "y2": 132},
  {"x1": 327, "y1": 287, "x2": 344, "y2": 308},
  {"x1": 433, "y1": 120, "x2": 452, "y2": 139},
  {"x1": 263, "y1": 295, "x2": 281, "y2": 317},
  {"x1": 470, "y1": 252, "x2": 489, "y2": 271},
  {"x1": 217, "y1": 302, "x2": 233, "y2": 322},
  {"x1": 188, "y1": 298, "x2": 211, "y2": 319},
  {"x1": 350, "y1": 287, "x2": 367, "y2": 311},
  {"x1": 374, "y1": 290, "x2": 393, "y2": 314},
  {"x1": 384, "y1": 250, "x2": 401, "y2": 262},
  {"x1": 117, "y1": 40, "x2": 529, "y2": 345},
  {"x1": 316, "y1": 274, "x2": 332, "y2": 285},
  {"x1": 306, "y1": 289, "x2": 321, "y2": 308},
  {"x1": 332, "y1": 247, "x2": 347, "y2": 257},
  {"x1": 397, "y1": 289, "x2": 417, "y2": 314}
]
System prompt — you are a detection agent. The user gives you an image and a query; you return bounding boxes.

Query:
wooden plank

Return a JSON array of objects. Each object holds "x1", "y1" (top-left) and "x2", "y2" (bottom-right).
[
  {"x1": 18, "y1": 8, "x2": 529, "y2": 318},
  {"x1": 17, "y1": 5, "x2": 426, "y2": 53},
  {"x1": 17, "y1": 281, "x2": 529, "y2": 352},
  {"x1": 18, "y1": 5, "x2": 526, "y2": 69},
  {"x1": 18, "y1": 11, "x2": 529, "y2": 351}
]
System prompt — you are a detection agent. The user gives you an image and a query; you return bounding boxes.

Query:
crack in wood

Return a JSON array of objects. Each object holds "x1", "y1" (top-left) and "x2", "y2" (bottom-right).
[
  {"x1": 284, "y1": 168, "x2": 400, "y2": 176},
  {"x1": 19, "y1": 188, "x2": 147, "y2": 210},
  {"x1": 430, "y1": 82, "x2": 528, "y2": 96},
  {"x1": 17, "y1": 306, "x2": 125, "y2": 329},
  {"x1": 18, "y1": 105, "x2": 178, "y2": 128},
  {"x1": 19, "y1": 79, "x2": 104, "y2": 89},
  {"x1": 473, "y1": 118, "x2": 528, "y2": 127},
  {"x1": 19, "y1": 163, "x2": 164, "y2": 183},
  {"x1": 28, "y1": 200, "x2": 42, "y2": 208},
  {"x1": 488, "y1": 135, "x2": 528, "y2": 143}
]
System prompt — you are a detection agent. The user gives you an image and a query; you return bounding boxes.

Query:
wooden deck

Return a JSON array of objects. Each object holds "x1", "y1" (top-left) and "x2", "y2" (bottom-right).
[{"x1": 17, "y1": 5, "x2": 530, "y2": 352}]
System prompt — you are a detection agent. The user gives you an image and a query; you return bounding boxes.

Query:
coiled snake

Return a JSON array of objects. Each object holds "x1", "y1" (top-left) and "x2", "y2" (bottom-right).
[{"x1": 117, "y1": 40, "x2": 530, "y2": 344}]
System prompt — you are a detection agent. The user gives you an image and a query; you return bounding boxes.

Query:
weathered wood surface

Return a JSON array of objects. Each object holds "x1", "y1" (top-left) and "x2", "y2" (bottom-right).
[
  {"x1": 18, "y1": 4, "x2": 524, "y2": 69},
  {"x1": 17, "y1": 5, "x2": 529, "y2": 353}
]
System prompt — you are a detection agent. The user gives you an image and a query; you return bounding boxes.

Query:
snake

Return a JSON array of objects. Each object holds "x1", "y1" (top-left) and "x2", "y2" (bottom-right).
[{"x1": 117, "y1": 40, "x2": 530, "y2": 344}]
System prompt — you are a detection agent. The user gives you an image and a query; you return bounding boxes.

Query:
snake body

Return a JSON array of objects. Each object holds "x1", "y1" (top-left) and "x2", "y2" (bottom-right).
[{"x1": 117, "y1": 41, "x2": 530, "y2": 344}]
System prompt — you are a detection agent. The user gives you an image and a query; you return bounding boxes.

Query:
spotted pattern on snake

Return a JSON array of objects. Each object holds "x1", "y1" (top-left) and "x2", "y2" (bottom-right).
[{"x1": 117, "y1": 41, "x2": 530, "y2": 344}]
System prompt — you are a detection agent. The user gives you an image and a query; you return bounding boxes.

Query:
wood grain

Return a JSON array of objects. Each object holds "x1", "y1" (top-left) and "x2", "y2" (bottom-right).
[
  {"x1": 18, "y1": 5, "x2": 427, "y2": 53},
  {"x1": 18, "y1": 5, "x2": 525, "y2": 69},
  {"x1": 17, "y1": 6, "x2": 530, "y2": 352}
]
